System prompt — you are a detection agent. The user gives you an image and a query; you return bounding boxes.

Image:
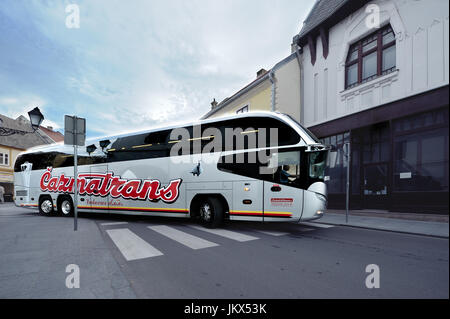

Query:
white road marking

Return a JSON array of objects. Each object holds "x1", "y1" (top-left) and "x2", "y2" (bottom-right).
[
  {"x1": 189, "y1": 225, "x2": 259, "y2": 242},
  {"x1": 100, "y1": 222, "x2": 129, "y2": 226},
  {"x1": 106, "y1": 228, "x2": 163, "y2": 261},
  {"x1": 256, "y1": 230, "x2": 289, "y2": 237},
  {"x1": 148, "y1": 225, "x2": 218, "y2": 250},
  {"x1": 299, "y1": 222, "x2": 335, "y2": 229}
]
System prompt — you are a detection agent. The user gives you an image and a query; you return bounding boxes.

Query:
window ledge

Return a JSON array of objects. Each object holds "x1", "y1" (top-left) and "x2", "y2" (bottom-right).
[{"x1": 340, "y1": 69, "x2": 399, "y2": 100}]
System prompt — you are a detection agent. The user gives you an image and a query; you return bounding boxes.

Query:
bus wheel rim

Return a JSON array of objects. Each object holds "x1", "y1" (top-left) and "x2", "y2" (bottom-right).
[
  {"x1": 41, "y1": 199, "x2": 53, "y2": 214},
  {"x1": 61, "y1": 200, "x2": 71, "y2": 215},
  {"x1": 200, "y1": 202, "x2": 212, "y2": 222}
]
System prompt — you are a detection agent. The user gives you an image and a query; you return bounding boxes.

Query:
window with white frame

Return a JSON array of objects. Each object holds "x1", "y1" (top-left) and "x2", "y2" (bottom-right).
[
  {"x1": 236, "y1": 105, "x2": 249, "y2": 114},
  {"x1": 0, "y1": 151, "x2": 9, "y2": 166}
]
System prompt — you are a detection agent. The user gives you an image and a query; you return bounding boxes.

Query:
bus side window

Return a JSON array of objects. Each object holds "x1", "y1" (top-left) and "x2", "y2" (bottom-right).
[
  {"x1": 53, "y1": 153, "x2": 74, "y2": 168},
  {"x1": 218, "y1": 149, "x2": 304, "y2": 188},
  {"x1": 144, "y1": 130, "x2": 170, "y2": 158}
]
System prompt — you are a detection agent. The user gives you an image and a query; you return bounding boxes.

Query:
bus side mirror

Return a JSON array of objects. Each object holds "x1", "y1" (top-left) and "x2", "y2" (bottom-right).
[
  {"x1": 86, "y1": 144, "x2": 97, "y2": 155},
  {"x1": 99, "y1": 139, "x2": 111, "y2": 150},
  {"x1": 329, "y1": 145, "x2": 337, "y2": 152}
]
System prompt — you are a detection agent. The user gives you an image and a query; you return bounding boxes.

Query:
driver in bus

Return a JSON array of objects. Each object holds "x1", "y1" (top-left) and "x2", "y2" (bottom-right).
[{"x1": 280, "y1": 165, "x2": 292, "y2": 183}]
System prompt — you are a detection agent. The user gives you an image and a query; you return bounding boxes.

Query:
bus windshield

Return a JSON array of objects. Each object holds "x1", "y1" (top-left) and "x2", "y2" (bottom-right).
[{"x1": 308, "y1": 150, "x2": 327, "y2": 180}]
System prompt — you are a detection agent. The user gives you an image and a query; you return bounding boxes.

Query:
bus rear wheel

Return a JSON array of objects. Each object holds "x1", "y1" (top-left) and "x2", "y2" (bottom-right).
[
  {"x1": 199, "y1": 197, "x2": 224, "y2": 228},
  {"x1": 39, "y1": 196, "x2": 54, "y2": 216},
  {"x1": 58, "y1": 196, "x2": 74, "y2": 217}
]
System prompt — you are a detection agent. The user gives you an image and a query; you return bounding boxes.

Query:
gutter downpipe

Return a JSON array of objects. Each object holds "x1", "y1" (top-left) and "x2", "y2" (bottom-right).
[
  {"x1": 294, "y1": 43, "x2": 304, "y2": 125},
  {"x1": 269, "y1": 70, "x2": 275, "y2": 112}
]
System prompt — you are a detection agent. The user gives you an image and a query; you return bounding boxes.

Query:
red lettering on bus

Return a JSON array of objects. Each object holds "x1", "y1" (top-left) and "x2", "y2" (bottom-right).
[{"x1": 38, "y1": 168, "x2": 182, "y2": 204}]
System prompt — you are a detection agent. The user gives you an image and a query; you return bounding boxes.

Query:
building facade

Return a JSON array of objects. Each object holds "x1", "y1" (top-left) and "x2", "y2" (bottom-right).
[
  {"x1": 202, "y1": 54, "x2": 301, "y2": 122},
  {"x1": 0, "y1": 114, "x2": 63, "y2": 201},
  {"x1": 293, "y1": 0, "x2": 449, "y2": 213}
]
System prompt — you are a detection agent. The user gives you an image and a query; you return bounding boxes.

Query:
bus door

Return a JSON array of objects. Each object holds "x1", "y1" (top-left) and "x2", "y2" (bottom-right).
[
  {"x1": 263, "y1": 150, "x2": 304, "y2": 222},
  {"x1": 220, "y1": 151, "x2": 264, "y2": 221},
  {"x1": 231, "y1": 179, "x2": 264, "y2": 221}
]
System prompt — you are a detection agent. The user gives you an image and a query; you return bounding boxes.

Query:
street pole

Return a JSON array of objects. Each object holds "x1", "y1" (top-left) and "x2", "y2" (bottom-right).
[
  {"x1": 64, "y1": 114, "x2": 85, "y2": 232},
  {"x1": 345, "y1": 141, "x2": 351, "y2": 223},
  {"x1": 73, "y1": 117, "x2": 78, "y2": 231}
]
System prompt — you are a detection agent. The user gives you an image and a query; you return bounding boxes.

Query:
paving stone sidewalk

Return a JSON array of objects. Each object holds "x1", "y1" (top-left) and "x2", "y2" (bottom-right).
[{"x1": 317, "y1": 210, "x2": 449, "y2": 238}]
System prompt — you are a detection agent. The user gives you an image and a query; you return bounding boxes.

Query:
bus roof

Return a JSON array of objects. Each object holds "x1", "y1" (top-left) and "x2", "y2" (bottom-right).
[{"x1": 20, "y1": 111, "x2": 319, "y2": 155}]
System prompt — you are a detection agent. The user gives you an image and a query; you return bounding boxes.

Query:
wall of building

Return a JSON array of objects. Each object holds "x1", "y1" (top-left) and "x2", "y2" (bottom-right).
[
  {"x1": 274, "y1": 57, "x2": 301, "y2": 122},
  {"x1": 301, "y1": 0, "x2": 449, "y2": 128},
  {"x1": 208, "y1": 80, "x2": 272, "y2": 118},
  {"x1": 0, "y1": 145, "x2": 23, "y2": 200}
]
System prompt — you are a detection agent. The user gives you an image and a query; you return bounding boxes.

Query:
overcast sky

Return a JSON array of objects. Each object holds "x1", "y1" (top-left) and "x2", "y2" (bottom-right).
[{"x1": 0, "y1": 0, "x2": 314, "y2": 138}]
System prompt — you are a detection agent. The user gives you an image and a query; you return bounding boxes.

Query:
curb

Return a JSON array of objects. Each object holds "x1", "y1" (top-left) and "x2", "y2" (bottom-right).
[{"x1": 313, "y1": 221, "x2": 449, "y2": 239}]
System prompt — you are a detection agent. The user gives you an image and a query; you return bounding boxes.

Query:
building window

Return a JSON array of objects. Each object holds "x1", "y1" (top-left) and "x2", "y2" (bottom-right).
[
  {"x1": 345, "y1": 25, "x2": 396, "y2": 89},
  {"x1": 236, "y1": 105, "x2": 249, "y2": 114},
  {"x1": 0, "y1": 152, "x2": 9, "y2": 166},
  {"x1": 393, "y1": 108, "x2": 449, "y2": 192}
]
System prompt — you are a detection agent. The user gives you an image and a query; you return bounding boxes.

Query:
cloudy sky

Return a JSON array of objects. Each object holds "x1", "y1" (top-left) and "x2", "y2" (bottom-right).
[{"x1": 0, "y1": 0, "x2": 314, "y2": 138}]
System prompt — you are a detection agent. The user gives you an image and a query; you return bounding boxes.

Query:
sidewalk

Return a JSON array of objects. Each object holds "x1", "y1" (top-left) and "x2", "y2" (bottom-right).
[{"x1": 316, "y1": 209, "x2": 449, "y2": 238}]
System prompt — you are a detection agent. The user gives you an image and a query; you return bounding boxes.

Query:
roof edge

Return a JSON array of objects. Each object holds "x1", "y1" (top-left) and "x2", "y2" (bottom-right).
[{"x1": 295, "y1": 0, "x2": 370, "y2": 46}]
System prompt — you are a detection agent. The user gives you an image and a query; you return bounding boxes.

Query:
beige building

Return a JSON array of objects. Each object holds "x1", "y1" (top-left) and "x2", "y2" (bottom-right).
[
  {"x1": 0, "y1": 114, "x2": 63, "y2": 201},
  {"x1": 201, "y1": 54, "x2": 301, "y2": 121}
]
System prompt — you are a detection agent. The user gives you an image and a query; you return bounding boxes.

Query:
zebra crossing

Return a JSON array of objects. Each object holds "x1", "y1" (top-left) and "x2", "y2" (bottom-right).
[
  {"x1": 188, "y1": 225, "x2": 259, "y2": 242},
  {"x1": 102, "y1": 221, "x2": 334, "y2": 261},
  {"x1": 149, "y1": 225, "x2": 218, "y2": 250},
  {"x1": 106, "y1": 228, "x2": 163, "y2": 261}
]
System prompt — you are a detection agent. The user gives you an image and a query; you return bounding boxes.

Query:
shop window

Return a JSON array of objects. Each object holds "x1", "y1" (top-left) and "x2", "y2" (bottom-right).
[
  {"x1": 321, "y1": 132, "x2": 350, "y2": 194},
  {"x1": 394, "y1": 126, "x2": 448, "y2": 192},
  {"x1": 361, "y1": 124, "x2": 390, "y2": 164}
]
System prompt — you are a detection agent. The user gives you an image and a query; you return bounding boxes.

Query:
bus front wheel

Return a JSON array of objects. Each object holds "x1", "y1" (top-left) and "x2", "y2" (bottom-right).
[
  {"x1": 199, "y1": 197, "x2": 224, "y2": 228},
  {"x1": 39, "y1": 196, "x2": 54, "y2": 216}
]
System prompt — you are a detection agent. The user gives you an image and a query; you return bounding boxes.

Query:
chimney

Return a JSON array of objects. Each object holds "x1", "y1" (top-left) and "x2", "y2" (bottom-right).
[
  {"x1": 16, "y1": 115, "x2": 29, "y2": 125},
  {"x1": 211, "y1": 98, "x2": 218, "y2": 109},
  {"x1": 256, "y1": 68, "x2": 267, "y2": 78}
]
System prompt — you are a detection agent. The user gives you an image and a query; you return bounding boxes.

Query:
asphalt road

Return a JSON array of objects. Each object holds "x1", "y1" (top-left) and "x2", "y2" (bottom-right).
[{"x1": 0, "y1": 203, "x2": 448, "y2": 299}]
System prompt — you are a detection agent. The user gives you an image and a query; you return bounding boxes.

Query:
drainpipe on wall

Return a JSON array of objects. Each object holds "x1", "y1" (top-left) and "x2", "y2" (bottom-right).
[
  {"x1": 294, "y1": 44, "x2": 304, "y2": 125},
  {"x1": 269, "y1": 70, "x2": 275, "y2": 112}
]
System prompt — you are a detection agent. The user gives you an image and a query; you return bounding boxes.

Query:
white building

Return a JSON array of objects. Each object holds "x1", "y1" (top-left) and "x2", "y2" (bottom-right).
[{"x1": 293, "y1": 0, "x2": 449, "y2": 212}]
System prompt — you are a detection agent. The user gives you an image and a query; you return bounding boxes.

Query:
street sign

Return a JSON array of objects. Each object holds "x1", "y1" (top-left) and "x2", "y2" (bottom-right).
[
  {"x1": 64, "y1": 115, "x2": 86, "y2": 146},
  {"x1": 64, "y1": 115, "x2": 86, "y2": 231}
]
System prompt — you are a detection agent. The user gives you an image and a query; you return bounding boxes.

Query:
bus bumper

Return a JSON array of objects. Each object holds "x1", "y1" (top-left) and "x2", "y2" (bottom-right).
[
  {"x1": 299, "y1": 182, "x2": 327, "y2": 221},
  {"x1": 13, "y1": 188, "x2": 37, "y2": 209}
]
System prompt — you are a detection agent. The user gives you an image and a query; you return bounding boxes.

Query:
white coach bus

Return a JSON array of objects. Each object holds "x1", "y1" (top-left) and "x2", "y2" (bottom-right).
[{"x1": 14, "y1": 112, "x2": 328, "y2": 228}]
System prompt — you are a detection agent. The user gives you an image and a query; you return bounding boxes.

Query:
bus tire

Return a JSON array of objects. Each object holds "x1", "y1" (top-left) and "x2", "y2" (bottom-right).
[
  {"x1": 199, "y1": 197, "x2": 224, "y2": 228},
  {"x1": 39, "y1": 195, "x2": 54, "y2": 216},
  {"x1": 58, "y1": 196, "x2": 74, "y2": 217}
]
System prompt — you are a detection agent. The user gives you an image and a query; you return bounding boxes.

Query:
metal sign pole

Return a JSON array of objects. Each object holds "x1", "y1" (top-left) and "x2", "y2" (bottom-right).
[
  {"x1": 64, "y1": 114, "x2": 85, "y2": 232},
  {"x1": 345, "y1": 141, "x2": 351, "y2": 224},
  {"x1": 74, "y1": 116, "x2": 78, "y2": 231}
]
